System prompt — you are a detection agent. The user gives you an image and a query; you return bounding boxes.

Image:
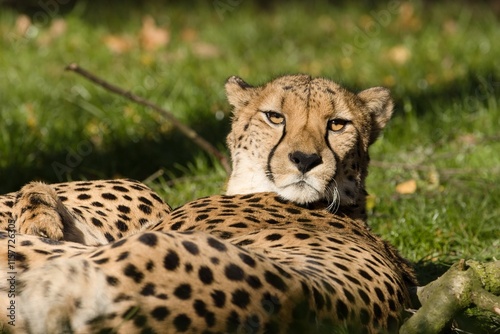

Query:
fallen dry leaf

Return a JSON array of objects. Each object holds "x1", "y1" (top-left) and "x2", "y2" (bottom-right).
[
  {"x1": 140, "y1": 16, "x2": 170, "y2": 51},
  {"x1": 387, "y1": 45, "x2": 411, "y2": 65},
  {"x1": 191, "y1": 41, "x2": 221, "y2": 58},
  {"x1": 16, "y1": 14, "x2": 31, "y2": 36},
  {"x1": 395, "y1": 179, "x2": 417, "y2": 194},
  {"x1": 103, "y1": 34, "x2": 134, "y2": 54}
]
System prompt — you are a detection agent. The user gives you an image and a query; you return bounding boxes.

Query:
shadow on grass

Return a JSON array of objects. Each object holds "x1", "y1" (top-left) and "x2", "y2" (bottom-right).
[
  {"x1": 0, "y1": 112, "x2": 230, "y2": 194},
  {"x1": 1, "y1": 70, "x2": 498, "y2": 194}
]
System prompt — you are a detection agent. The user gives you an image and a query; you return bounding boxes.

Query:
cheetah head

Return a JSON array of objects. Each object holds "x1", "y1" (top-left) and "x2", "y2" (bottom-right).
[{"x1": 225, "y1": 74, "x2": 393, "y2": 211}]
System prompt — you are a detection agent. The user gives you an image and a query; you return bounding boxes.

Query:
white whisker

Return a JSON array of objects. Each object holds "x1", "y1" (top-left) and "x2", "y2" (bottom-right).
[{"x1": 326, "y1": 180, "x2": 341, "y2": 214}]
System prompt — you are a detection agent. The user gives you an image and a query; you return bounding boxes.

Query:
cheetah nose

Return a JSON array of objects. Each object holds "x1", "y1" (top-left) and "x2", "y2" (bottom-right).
[{"x1": 289, "y1": 151, "x2": 322, "y2": 174}]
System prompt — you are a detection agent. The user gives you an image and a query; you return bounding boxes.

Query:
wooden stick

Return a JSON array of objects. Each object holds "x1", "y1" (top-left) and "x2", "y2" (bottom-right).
[{"x1": 65, "y1": 63, "x2": 231, "y2": 174}]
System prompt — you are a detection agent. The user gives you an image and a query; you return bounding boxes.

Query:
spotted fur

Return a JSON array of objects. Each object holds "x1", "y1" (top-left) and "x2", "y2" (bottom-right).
[{"x1": 0, "y1": 75, "x2": 415, "y2": 333}]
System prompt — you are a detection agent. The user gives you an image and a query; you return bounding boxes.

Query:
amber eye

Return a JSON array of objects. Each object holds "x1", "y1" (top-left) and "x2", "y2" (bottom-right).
[
  {"x1": 264, "y1": 111, "x2": 285, "y2": 125},
  {"x1": 328, "y1": 119, "x2": 349, "y2": 132}
]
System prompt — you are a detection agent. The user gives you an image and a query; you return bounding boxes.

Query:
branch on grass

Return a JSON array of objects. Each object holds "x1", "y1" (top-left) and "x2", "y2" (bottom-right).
[
  {"x1": 401, "y1": 260, "x2": 500, "y2": 333},
  {"x1": 65, "y1": 63, "x2": 231, "y2": 174}
]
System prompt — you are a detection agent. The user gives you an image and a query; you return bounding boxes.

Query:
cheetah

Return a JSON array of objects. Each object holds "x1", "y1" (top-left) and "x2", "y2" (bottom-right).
[
  {"x1": 0, "y1": 74, "x2": 390, "y2": 244},
  {"x1": 0, "y1": 75, "x2": 416, "y2": 333}
]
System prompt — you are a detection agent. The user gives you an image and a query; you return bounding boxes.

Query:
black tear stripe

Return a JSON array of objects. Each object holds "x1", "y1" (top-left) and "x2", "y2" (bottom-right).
[{"x1": 266, "y1": 126, "x2": 286, "y2": 183}]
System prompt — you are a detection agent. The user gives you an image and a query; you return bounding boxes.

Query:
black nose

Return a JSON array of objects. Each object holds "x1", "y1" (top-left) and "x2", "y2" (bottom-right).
[{"x1": 288, "y1": 151, "x2": 322, "y2": 173}]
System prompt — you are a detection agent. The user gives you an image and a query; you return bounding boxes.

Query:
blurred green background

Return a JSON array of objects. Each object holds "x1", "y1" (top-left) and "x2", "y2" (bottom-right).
[{"x1": 0, "y1": 0, "x2": 499, "y2": 289}]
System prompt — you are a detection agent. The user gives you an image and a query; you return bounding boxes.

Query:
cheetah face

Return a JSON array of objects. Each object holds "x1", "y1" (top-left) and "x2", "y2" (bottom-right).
[{"x1": 225, "y1": 75, "x2": 393, "y2": 209}]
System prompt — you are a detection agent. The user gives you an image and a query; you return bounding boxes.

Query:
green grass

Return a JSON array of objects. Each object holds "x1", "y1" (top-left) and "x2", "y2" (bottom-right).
[{"x1": 1, "y1": 0, "x2": 499, "y2": 278}]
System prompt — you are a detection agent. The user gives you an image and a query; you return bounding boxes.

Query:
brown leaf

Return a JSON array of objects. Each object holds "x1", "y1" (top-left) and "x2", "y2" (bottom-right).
[
  {"x1": 16, "y1": 14, "x2": 32, "y2": 36},
  {"x1": 387, "y1": 45, "x2": 411, "y2": 65},
  {"x1": 395, "y1": 179, "x2": 417, "y2": 194},
  {"x1": 140, "y1": 16, "x2": 170, "y2": 51},
  {"x1": 103, "y1": 35, "x2": 134, "y2": 54},
  {"x1": 191, "y1": 42, "x2": 221, "y2": 58}
]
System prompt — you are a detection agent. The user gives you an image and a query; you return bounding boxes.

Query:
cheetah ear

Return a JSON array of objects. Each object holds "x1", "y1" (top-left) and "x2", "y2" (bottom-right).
[
  {"x1": 357, "y1": 87, "x2": 394, "y2": 144},
  {"x1": 225, "y1": 76, "x2": 255, "y2": 110}
]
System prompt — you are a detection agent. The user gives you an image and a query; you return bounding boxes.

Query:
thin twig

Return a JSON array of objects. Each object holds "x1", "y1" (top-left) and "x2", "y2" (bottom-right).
[{"x1": 65, "y1": 63, "x2": 231, "y2": 174}]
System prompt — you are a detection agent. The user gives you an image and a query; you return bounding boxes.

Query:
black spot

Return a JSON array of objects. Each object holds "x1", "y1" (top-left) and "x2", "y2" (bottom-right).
[
  {"x1": 285, "y1": 207, "x2": 301, "y2": 215},
  {"x1": 225, "y1": 263, "x2": 244, "y2": 281},
  {"x1": 171, "y1": 221, "x2": 184, "y2": 230},
  {"x1": 182, "y1": 240, "x2": 200, "y2": 255},
  {"x1": 91, "y1": 217, "x2": 103, "y2": 227},
  {"x1": 245, "y1": 314, "x2": 260, "y2": 332},
  {"x1": 151, "y1": 306, "x2": 169, "y2": 321},
  {"x1": 265, "y1": 233, "x2": 282, "y2": 241},
  {"x1": 104, "y1": 233, "x2": 115, "y2": 243},
  {"x1": 345, "y1": 274, "x2": 361, "y2": 286},
  {"x1": 123, "y1": 264, "x2": 144, "y2": 283},
  {"x1": 336, "y1": 299, "x2": 349, "y2": 321},
  {"x1": 112, "y1": 186, "x2": 129, "y2": 193},
  {"x1": 193, "y1": 299, "x2": 207, "y2": 316},
  {"x1": 388, "y1": 299, "x2": 397, "y2": 312},
  {"x1": 138, "y1": 233, "x2": 158, "y2": 247},
  {"x1": 333, "y1": 262, "x2": 349, "y2": 271},
  {"x1": 174, "y1": 284, "x2": 192, "y2": 300},
  {"x1": 198, "y1": 266, "x2": 214, "y2": 285},
  {"x1": 235, "y1": 239, "x2": 254, "y2": 246},
  {"x1": 313, "y1": 287, "x2": 325, "y2": 310},
  {"x1": 261, "y1": 292, "x2": 282, "y2": 315},
  {"x1": 358, "y1": 269, "x2": 373, "y2": 281},
  {"x1": 229, "y1": 222, "x2": 247, "y2": 228},
  {"x1": 373, "y1": 302, "x2": 382, "y2": 318},
  {"x1": 91, "y1": 201, "x2": 104, "y2": 207},
  {"x1": 196, "y1": 214, "x2": 209, "y2": 221},
  {"x1": 117, "y1": 205, "x2": 131, "y2": 213},
  {"x1": 164, "y1": 250, "x2": 180, "y2": 271},
  {"x1": 238, "y1": 252, "x2": 256, "y2": 267},
  {"x1": 138, "y1": 196, "x2": 153, "y2": 206},
  {"x1": 374, "y1": 287, "x2": 386, "y2": 302},
  {"x1": 102, "y1": 193, "x2": 117, "y2": 200},
  {"x1": 360, "y1": 308, "x2": 370, "y2": 325},
  {"x1": 111, "y1": 239, "x2": 127, "y2": 248},
  {"x1": 140, "y1": 283, "x2": 156, "y2": 296},
  {"x1": 93, "y1": 258, "x2": 109, "y2": 265},
  {"x1": 173, "y1": 314, "x2": 191, "y2": 332},
  {"x1": 246, "y1": 275, "x2": 262, "y2": 289},
  {"x1": 358, "y1": 288, "x2": 371, "y2": 304},
  {"x1": 384, "y1": 281, "x2": 395, "y2": 296},
  {"x1": 264, "y1": 270, "x2": 287, "y2": 292},
  {"x1": 327, "y1": 236, "x2": 345, "y2": 245},
  {"x1": 115, "y1": 220, "x2": 129, "y2": 232},
  {"x1": 231, "y1": 288, "x2": 250, "y2": 309},
  {"x1": 20, "y1": 240, "x2": 33, "y2": 246},
  {"x1": 211, "y1": 290, "x2": 226, "y2": 308},
  {"x1": 294, "y1": 233, "x2": 310, "y2": 240},
  {"x1": 343, "y1": 288, "x2": 355, "y2": 303},
  {"x1": 77, "y1": 194, "x2": 91, "y2": 200},
  {"x1": 145, "y1": 260, "x2": 154, "y2": 272},
  {"x1": 329, "y1": 222, "x2": 346, "y2": 229},
  {"x1": 133, "y1": 314, "x2": 147, "y2": 328},
  {"x1": 207, "y1": 237, "x2": 227, "y2": 252},
  {"x1": 226, "y1": 311, "x2": 240, "y2": 332},
  {"x1": 117, "y1": 251, "x2": 129, "y2": 261},
  {"x1": 138, "y1": 204, "x2": 152, "y2": 215},
  {"x1": 184, "y1": 263, "x2": 193, "y2": 273},
  {"x1": 106, "y1": 275, "x2": 119, "y2": 286}
]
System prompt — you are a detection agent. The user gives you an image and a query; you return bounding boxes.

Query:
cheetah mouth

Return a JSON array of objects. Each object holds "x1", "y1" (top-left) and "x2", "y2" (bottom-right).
[{"x1": 278, "y1": 180, "x2": 323, "y2": 204}]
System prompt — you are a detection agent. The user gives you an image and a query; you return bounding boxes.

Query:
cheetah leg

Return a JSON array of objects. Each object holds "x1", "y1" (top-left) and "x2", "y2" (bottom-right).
[{"x1": 13, "y1": 182, "x2": 74, "y2": 240}]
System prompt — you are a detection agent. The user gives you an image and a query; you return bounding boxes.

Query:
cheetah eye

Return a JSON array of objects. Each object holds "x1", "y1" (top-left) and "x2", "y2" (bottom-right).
[
  {"x1": 264, "y1": 111, "x2": 285, "y2": 125},
  {"x1": 328, "y1": 119, "x2": 349, "y2": 132}
]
